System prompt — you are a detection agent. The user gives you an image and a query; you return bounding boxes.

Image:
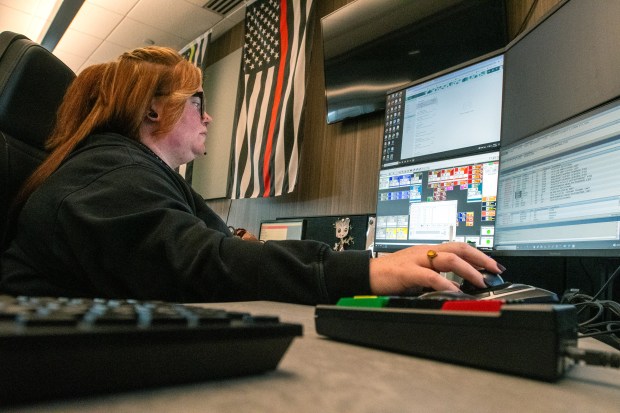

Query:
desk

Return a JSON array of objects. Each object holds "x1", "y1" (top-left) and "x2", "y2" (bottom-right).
[{"x1": 6, "y1": 301, "x2": 620, "y2": 413}]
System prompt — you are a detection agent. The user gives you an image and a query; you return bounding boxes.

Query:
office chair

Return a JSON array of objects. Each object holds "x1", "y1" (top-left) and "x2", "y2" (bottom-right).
[{"x1": 0, "y1": 31, "x2": 75, "y2": 249}]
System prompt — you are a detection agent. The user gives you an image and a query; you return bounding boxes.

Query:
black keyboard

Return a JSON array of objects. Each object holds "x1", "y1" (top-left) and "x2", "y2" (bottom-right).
[{"x1": 0, "y1": 295, "x2": 302, "y2": 404}]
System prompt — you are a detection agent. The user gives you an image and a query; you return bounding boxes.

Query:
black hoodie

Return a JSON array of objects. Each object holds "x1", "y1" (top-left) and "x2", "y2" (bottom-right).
[{"x1": 0, "y1": 133, "x2": 371, "y2": 304}]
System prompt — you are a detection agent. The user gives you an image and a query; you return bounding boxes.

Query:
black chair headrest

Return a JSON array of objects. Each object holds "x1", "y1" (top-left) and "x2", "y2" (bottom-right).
[{"x1": 0, "y1": 31, "x2": 76, "y2": 151}]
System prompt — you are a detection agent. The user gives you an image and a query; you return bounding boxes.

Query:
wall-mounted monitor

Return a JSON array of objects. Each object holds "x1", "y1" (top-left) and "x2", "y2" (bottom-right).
[
  {"x1": 321, "y1": 0, "x2": 508, "y2": 124},
  {"x1": 494, "y1": 97, "x2": 620, "y2": 257}
]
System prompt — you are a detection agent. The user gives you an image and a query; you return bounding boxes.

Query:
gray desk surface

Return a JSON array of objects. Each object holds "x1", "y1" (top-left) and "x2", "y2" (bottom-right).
[{"x1": 7, "y1": 301, "x2": 620, "y2": 413}]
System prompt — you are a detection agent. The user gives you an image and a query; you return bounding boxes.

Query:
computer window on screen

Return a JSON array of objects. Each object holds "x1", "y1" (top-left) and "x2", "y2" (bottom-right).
[{"x1": 494, "y1": 98, "x2": 620, "y2": 255}]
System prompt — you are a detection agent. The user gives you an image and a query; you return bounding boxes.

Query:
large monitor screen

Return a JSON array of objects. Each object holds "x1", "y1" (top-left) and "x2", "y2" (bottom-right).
[
  {"x1": 374, "y1": 52, "x2": 504, "y2": 253},
  {"x1": 374, "y1": 151, "x2": 499, "y2": 253},
  {"x1": 382, "y1": 52, "x2": 503, "y2": 168},
  {"x1": 494, "y1": 97, "x2": 620, "y2": 256}
]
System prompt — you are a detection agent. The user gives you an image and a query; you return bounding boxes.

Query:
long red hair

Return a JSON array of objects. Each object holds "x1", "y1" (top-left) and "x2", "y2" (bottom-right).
[{"x1": 15, "y1": 46, "x2": 203, "y2": 208}]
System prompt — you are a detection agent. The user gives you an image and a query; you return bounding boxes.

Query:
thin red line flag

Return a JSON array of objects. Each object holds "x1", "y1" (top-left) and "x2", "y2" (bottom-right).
[{"x1": 230, "y1": 0, "x2": 316, "y2": 198}]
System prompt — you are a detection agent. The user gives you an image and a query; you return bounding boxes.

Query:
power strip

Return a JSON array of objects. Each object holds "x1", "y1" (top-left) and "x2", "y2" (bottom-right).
[{"x1": 315, "y1": 300, "x2": 577, "y2": 381}]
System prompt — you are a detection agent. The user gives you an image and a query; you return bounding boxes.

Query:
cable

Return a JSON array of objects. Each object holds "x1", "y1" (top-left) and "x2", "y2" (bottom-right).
[
  {"x1": 564, "y1": 347, "x2": 620, "y2": 368},
  {"x1": 224, "y1": 198, "x2": 233, "y2": 225},
  {"x1": 514, "y1": 0, "x2": 540, "y2": 38},
  {"x1": 562, "y1": 281, "x2": 620, "y2": 350},
  {"x1": 579, "y1": 328, "x2": 620, "y2": 339},
  {"x1": 590, "y1": 262, "x2": 620, "y2": 301}
]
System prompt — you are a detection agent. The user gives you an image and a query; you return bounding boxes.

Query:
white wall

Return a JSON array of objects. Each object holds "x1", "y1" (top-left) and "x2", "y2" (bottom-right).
[{"x1": 192, "y1": 47, "x2": 242, "y2": 199}]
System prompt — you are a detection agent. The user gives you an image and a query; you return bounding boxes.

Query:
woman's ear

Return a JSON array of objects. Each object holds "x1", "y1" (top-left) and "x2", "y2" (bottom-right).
[{"x1": 147, "y1": 97, "x2": 164, "y2": 121}]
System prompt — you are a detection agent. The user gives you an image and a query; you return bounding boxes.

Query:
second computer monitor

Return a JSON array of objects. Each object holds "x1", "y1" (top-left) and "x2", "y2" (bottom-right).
[
  {"x1": 375, "y1": 52, "x2": 504, "y2": 253},
  {"x1": 494, "y1": 97, "x2": 620, "y2": 256}
]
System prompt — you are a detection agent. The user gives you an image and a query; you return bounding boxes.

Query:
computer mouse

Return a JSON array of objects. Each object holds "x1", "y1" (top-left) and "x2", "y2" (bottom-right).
[
  {"x1": 417, "y1": 290, "x2": 477, "y2": 300},
  {"x1": 460, "y1": 271, "x2": 560, "y2": 303},
  {"x1": 481, "y1": 271, "x2": 505, "y2": 287},
  {"x1": 460, "y1": 271, "x2": 505, "y2": 293}
]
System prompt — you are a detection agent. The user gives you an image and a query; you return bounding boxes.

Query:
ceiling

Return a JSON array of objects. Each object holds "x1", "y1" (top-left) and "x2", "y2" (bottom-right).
[{"x1": 0, "y1": 0, "x2": 247, "y2": 73}]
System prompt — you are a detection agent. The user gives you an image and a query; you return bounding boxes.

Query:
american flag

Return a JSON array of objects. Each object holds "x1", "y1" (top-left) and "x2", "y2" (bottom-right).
[{"x1": 230, "y1": 0, "x2": 316, "y2": 198}]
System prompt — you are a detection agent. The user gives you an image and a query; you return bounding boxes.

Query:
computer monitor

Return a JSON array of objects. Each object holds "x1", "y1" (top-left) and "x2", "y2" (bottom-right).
[
  {"x1": 374, "y1": 151, "x2": 499, "y2": 253},
  {"x1": 382, "y1": 51, "x2": 503, "y2": 168},
  {"x1": 494, "y1": 97, "x2": 620, "y2": 257},
  {"x1": 374, "y1": 51, "x2": 504, "y2": 253},
  {"x1": 258, "y1": 219, "x2": 306, "y2": 242}
]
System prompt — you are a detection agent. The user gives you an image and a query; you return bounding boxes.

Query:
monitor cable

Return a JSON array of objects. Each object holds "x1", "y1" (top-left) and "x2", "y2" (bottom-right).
[
  {"x1": 562, "y1": 263, "x2": 620, "y2": 350},
  {"x1": 563, "y1": 346, "x2": 620, "y2": 369},
  {"x1": 514, "y1": 0, "x2": 540, "y2": 38}
]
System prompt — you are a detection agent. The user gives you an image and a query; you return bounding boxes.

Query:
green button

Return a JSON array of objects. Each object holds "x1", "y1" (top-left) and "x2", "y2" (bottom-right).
[{"x1": 336, "y1": 296, "x2": 390, "y2": 308}]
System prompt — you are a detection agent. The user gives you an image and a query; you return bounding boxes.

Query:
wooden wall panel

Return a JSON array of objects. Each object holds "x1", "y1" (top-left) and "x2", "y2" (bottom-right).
[
  {"x1": 505, "y1": 0, "x2": 563, "y2": 40},
  {"x1": 205, "y1": 0, "x2": 561, "y2": 236}
]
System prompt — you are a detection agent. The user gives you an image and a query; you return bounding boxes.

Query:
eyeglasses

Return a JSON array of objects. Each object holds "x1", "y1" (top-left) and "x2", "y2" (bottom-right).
[{"x1": 191, "y1": 91, "x2": 204, "y2": 116}]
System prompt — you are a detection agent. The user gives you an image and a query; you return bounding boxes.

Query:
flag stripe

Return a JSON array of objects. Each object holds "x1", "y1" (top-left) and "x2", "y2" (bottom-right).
[
  {"x1": 281, "y1": 0, "x2": 308, "y2": 195},
  {"x1": 179, "y1": 31, "x2": 210, "y2": 69},
  {"x1": 262, "y1": 0, "x2": 289, "y2": 197}
]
